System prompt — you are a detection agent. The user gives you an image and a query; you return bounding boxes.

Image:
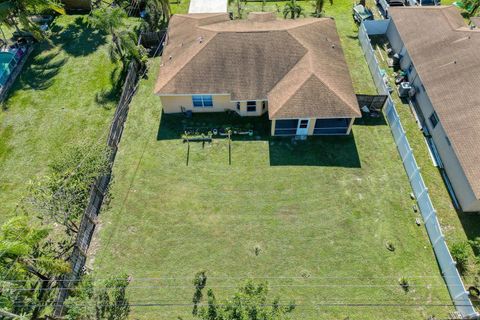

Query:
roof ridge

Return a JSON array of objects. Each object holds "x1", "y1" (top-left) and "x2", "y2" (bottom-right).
[
  {"x1": 268, "y1": 71, "x2": 313, "y2": 118},
  {"x1": 311, "y1": 72, "x2": 359, "y2": 114},
  {"x1": 155, "y1": 33, "x2": 217, "y2": 94}
]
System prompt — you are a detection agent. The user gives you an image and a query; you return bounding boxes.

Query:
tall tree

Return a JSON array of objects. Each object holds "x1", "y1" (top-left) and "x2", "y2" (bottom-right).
[
  {"x1": 463, "y1": 0, "x2": 480, "y2": 17},
  {"x1": 283, "y1": 0, "x2": 304, "y2": 19},
  {"x1": 0, "y1": 0, "x2": 64, "y2": 39},
  {"x1": 141, "y1": 0, "x2": 171, "y2": 31},
  {"x1": 142, "y1": 0, "x2": 171, "y2": 32},
  {"x1": 0, "y1": 216, "x2": 70, "y2": 318},
  {"x1": 89, "y1": 7, "x2": 146, "y2": 68},
  {"x1": 313, "y1": 0, "x2": 333, "y2": 17},
  {"x1": 228, "y1": 0, "x2": 243, "y2": 19}
]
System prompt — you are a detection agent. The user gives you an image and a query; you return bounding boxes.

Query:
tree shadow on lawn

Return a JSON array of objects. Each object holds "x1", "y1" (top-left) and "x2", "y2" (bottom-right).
[
  {"x1": 95, "y1": 65, "x2": 124, "y2": 109},
  {"x1": 6, "y1": 47, "x2": 68, "y2": 96},
  {"x1": 49, "y1": 16, "x2": 107, "y2": 57},
  {"x1": 157, "y1": 111, "x2": 361, "y2": 167}
]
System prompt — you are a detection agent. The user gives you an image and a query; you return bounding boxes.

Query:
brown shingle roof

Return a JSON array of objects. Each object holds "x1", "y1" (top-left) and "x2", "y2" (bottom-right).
[
  {"x1": 155, "y1": 13, "x2": 360, "y2": 120},
  {"x1": 389, "y1": 6, "x2": 480, "y2": 199}
]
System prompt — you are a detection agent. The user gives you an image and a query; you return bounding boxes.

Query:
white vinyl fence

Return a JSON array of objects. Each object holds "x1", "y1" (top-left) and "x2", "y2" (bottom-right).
[{"x1": 359, "y1": 22, "x2": 479, "y2": 319}]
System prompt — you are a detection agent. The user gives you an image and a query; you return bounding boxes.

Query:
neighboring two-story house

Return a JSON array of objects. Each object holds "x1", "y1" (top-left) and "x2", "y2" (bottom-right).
[
  {"x1": 155, "y1": 12, "x2": 361, "y2": 137},
  {"x1": 386, "y1": 6, "x2": 480, "y2": 212}
]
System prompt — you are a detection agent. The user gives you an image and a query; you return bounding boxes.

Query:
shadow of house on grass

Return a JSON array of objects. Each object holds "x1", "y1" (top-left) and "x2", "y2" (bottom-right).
[
  {"x1": 157, "y1": 111, "x2": 361, "y2": 168},
  {"x1": 354, "y1": 114, "x2": 387, "y2": 126},
  {"x1": 269, "y1": 134, "x2": 361, "y2": 167},
  {"x1": 157, "y1": 112, "x2": 270, "y2": 141},
  {"x1": 50, "y1": 16, "x2": 107, "y2": 57}
]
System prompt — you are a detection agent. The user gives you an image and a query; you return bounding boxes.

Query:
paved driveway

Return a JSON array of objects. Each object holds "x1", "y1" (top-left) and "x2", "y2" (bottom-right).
[{"x1": 188, "y1": 0, "x2": 228, "y2": 13}]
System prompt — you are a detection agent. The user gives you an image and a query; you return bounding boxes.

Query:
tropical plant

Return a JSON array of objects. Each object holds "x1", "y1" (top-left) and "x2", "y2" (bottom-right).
[
  {"x1": 0, "y1": 0, "x2": 65, "y2": 40},
  {"x1": 141, "y1": 0, "x2": 171, "y2": 32},
  {"x1": 228, "y1": 0, "x2": 243, "y2": 19},
  {"x1": 283, "y1": 0, "x2": 304, "y2": 19},
  {"x1": 462, "y1": 0, "x2": 479, "y2": 17},
  {"x1": 190, "y1": 274, "x2": 296, "y2": 320},
  {"x1": 313, "y1": 0, "x2": 333, "y2": 17},
  {"x1": 64, "y1": 274, "x2": 131, "y2": 320},
  {"x1": 28, "y1": 144, "x2": 110, "y2": 245},
  {"x1": 192, "y1": 271, "x2": 207, "y2": 315},
  {"x1": 0, "y1": 216, "x2": 70, "y2": 318},
  {"x1": 89, "y1": 7, "x2": 146, "y2": 67}
]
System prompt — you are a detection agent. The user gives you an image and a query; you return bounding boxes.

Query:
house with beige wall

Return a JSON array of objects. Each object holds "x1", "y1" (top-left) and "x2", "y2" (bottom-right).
[
  {"x1": 155, "y1": 12, "x2": 360, "y2": 137},
  {"x1": 386, "y1": 7, "x2": 480, "y2": 212}
]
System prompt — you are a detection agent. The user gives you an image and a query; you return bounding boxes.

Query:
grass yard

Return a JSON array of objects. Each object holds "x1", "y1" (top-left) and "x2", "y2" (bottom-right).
[
  {"x1": 0, "y1": 15, "x2": 119, "y2": 219},
  {"x1": 91, "y1": 1, "x2": 459, "y2": 319},
  {"x1": 92, "y1": 56, "x2": 453, "y2": 319}
]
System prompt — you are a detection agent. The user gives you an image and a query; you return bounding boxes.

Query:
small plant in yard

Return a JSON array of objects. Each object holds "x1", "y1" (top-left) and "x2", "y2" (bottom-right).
[
  {"x1": 254, "y1": 244, "x2": 262, "y2": 256},
  {"x1": 283, "y1": 0, "x2": 304, "y2": 19},
  {"x1": 190, "y1": 280, "x2": 296, "y2": 320},
  {"x1": 468, "y1": 286, "x2": 480, "y2": 299},
  {"x1": 192, "y1": 271, "x2": 207, "y2": 315},
  {"x1": 450, "y1": 241, "x2": 470, "y2": 273},
  {"x1": 385, "y1": 240, "x2": 396, "y2": 252},
  {"x1": 399, "y1": 277, "x2": 410, "y2": 292},
  {"x1": 313, "y1": 0, "x2": 333, "y2": 18}
]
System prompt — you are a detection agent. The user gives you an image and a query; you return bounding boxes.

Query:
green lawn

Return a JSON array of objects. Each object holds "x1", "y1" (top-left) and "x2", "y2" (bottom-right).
[
  {"x1": 92, "y1": 2, "x2": 456, "y2": 317},
  {"x1": 0, "y1": 15, "x2": 119, "y2": 219}
]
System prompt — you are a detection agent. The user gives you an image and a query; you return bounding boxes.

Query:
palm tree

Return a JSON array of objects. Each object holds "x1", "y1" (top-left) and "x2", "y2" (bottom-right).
[
  {"x1": 89, "y1": 7, "x2": 145, "y2": 67},
  {"x1": 463, "y1": 0, "x2": 479, "y2": 17},
  {"x1": 0, "y1": 217, "x2": 70, "y2": 318},
  {"x1": 283, "y1": 0, "x2": 304, "y2": 19},
  {"x1": 228, "y1": 0, "x2": 242, "y2": 19},
  {"x1": 141, "y1": 0, "x2": 171, "y2": 31},
  {"x1": 313, "y1": 0, "x2": 333, "y2": 17},
  {"x1": 0, "y1": 0, "x2": 64, "y2": 40}
]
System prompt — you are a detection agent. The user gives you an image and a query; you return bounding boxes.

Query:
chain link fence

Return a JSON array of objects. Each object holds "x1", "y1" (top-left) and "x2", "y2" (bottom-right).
[{"x1": 359, "y1": 22, "x2": 478, "y2": 319}]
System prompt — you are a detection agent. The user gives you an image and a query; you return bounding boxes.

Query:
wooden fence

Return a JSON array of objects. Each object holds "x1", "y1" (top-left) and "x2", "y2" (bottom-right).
[{"x1": 53, "y1": 60, "x2": 141, "y2": 317}]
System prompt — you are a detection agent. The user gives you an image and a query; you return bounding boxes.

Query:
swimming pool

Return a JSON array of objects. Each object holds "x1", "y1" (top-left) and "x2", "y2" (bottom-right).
[{"x1": 0, "y1": 49, "x2": 23, "y2": 87}]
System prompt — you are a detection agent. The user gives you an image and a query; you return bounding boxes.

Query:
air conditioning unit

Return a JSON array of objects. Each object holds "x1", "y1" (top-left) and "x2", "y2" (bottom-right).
[{"x1": 398, "y1": 82, "x2": 412, "y2": 98}]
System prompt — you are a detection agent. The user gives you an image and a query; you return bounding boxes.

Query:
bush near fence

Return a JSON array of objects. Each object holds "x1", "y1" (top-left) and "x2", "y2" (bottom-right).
[
  {"x1": 358, "y1": 22, "x2": 478, "y2": 319},
  {"x1": 53, "y1": 61, "x2": 141, "y2": 317}
]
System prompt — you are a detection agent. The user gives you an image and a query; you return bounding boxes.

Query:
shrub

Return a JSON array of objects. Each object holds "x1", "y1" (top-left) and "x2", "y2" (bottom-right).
[
  {"x1": 399, "y1": 277, "x2": 410, "y2": 292},
  {"x1": 451, "y1": 241, "x2": 470, "y2": 273}
]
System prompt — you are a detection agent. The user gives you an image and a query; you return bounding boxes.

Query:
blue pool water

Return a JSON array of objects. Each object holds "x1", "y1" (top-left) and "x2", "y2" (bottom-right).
[{"x1": 0, "y1": 52, "x2": 16, "y2": 86}]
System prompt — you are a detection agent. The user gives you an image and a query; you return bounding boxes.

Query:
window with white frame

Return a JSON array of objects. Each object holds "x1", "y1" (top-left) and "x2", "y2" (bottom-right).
[
  {"x1": 192, "y1": 95, "x2": 213, "y2": 108},
  {"x1": 247, "y1": 101, "x2": 256, "y2": 112}
]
